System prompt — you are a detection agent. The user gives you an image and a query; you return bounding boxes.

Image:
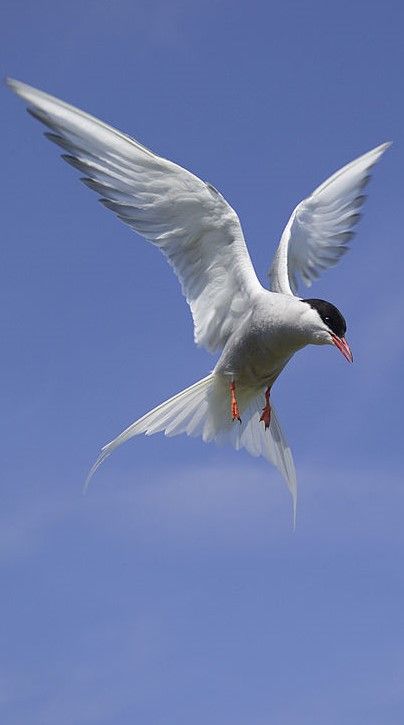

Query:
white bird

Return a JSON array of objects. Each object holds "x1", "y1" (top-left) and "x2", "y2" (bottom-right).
[{"x1": 7, "y1": 78, "x2": 390, "y2": 521}]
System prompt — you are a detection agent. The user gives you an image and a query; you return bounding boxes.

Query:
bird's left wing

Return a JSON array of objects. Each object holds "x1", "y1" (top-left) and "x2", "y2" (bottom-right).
[
  {"x1": 269, "y1": 143, "x2": 390, "y2": 295},
  {"x1": 7, "y1": 78, "x2": 263, "y2": 353}
]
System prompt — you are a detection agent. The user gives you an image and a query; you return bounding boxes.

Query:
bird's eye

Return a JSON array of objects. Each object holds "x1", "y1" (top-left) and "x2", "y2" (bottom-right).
[{"x1": 325, "y1": 316, "x2": 330, "y2": 323}]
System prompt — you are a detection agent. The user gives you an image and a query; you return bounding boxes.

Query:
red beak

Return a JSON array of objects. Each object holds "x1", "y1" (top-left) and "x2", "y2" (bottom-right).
[{"x1": 331, "y1": 334, "x2": 353, "y2": 363}]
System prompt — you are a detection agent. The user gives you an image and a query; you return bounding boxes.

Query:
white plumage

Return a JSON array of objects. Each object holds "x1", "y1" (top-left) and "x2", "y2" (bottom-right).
[
  {"x1": 269, "y1": 143, "x2": 389, "y2": 294},
  {"x1": 7, "y1": 78, "x2": 390, "y2": 520}
]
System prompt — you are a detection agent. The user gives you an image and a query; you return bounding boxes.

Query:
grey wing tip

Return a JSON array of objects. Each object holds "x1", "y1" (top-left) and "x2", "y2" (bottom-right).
[
  {"x1": 6, "y1": 77, "x2": 37, "y2": 105},
  {"x1": 99, "y1": 198, "x2": 117, "y2": 210},
  {"x1": 368, "y1": 141, "x2": 392, "y2": 161},
  {"x1": 5, "y1": 76, "x2": 20, "y2": 92},
  {"x1": 44, "y1": 131, "x2": 70, "y2": 151},
  {"x1": 369, "y1": 141, "x2": 392, "y2": 156},
  {"x1": 61, "y1": 154, "x2": 86, "y2": 172},
  {"x1": 373, "y1": 141, "x2": 393, "y2": 158}
]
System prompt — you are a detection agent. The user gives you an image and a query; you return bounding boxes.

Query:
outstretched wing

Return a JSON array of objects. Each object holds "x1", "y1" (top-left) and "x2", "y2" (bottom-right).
[
  {"x1": 269, "y1": 143, "x2": 390, "y2": 296},
  {"x1": 7, "y1": 78, "x2": 263, "y2": 352}
]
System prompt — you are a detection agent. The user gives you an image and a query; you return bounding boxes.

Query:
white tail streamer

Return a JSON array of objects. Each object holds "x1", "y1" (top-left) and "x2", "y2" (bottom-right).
[{"x1": 85, "y1": 373, "x2": 297, "y2": 523}]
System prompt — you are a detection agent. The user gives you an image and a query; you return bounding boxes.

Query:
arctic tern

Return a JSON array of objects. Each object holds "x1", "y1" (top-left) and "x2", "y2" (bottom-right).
[{"x1": 7, "y1": 78, "x2": 390, "y2": 519}]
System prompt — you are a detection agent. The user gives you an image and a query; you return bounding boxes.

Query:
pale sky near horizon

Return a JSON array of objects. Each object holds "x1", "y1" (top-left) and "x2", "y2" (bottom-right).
[{"x1": 2, "y1": 1, "x2": 404, "y2": 723}]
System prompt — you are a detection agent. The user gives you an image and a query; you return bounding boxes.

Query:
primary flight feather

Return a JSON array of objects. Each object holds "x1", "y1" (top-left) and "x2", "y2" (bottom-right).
[{"x1": 7, "y1": 78, "x2": 390, "y2": 520}]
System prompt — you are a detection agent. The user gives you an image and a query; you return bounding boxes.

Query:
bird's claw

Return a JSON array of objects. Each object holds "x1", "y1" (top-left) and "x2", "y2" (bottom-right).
[
  {"x1": 230, "y1": 381, "x2": 242, "y2": 423},
  {"x1": 260, "y1": 387, "x2": 271, "y2": 430},
  {"x1": 260, "y1": 405, "x2": 271, "y2": 430}
]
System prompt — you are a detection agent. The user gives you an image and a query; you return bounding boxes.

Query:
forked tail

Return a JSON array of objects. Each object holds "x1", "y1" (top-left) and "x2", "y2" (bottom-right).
[{"x1": 85, "y1": 373, "x2": 297, "y2": 522}]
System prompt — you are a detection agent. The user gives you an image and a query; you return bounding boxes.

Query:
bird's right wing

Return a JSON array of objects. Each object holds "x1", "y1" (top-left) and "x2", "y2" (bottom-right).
[
  {"x1": 7, "y1": 78, "x2": 263, "y2": 353},
  {"x1": 269, "y1": 143, "x2": 390, "y2": 295}
]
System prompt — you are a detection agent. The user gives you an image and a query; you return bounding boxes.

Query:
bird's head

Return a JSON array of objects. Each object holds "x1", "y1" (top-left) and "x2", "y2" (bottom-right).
[{"x1": 302, "y1": 298, "x2": 353, "y2": 362}]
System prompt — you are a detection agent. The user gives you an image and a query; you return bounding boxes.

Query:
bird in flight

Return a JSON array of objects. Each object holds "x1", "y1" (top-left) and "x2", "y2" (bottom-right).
[{"x1": 7, "y1": 78, "x2": 389, "y2": 520}]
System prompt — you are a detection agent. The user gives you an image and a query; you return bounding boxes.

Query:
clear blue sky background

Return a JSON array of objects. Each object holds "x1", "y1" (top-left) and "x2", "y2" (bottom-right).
[{"x1": 2, "y1": 1, "x2": 404, "y2": 723}]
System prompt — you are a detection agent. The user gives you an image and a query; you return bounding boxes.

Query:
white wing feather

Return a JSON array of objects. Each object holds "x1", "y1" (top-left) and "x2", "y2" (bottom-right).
[
  {"x1": 269, "y1": 143, "x2": 390, "y2": 295},
  {"x1": 7, "y1": 78, "x2": 263, "y2": 352}
]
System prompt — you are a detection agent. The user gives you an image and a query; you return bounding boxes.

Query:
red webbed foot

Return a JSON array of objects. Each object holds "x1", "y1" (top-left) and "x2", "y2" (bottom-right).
[
  {"x1": 230, "y1": 381, "x2": 241, "y2": 423},
  {"x1": 260, "y1": 387, "x2": 271, "y2": 430}
]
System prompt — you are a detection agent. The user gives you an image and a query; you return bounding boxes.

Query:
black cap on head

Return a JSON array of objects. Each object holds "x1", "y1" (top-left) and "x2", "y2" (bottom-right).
[{"x1": 303, "y1": 298, "x2": 347, "y2": 338}]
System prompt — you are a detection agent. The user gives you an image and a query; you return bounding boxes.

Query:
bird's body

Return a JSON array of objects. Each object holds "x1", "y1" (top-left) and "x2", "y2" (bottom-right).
[
  {"x1": 216, "y1": 291, "x2": 310, "y2": 387},
  {"x1": 7, "y1": 77, "x2": 390, "y2": 518}
]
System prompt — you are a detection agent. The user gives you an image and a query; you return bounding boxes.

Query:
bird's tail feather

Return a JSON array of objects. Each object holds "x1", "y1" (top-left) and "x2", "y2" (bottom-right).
[{"x1": 85, "y1": 372, "x2": 297, "y2": 522}]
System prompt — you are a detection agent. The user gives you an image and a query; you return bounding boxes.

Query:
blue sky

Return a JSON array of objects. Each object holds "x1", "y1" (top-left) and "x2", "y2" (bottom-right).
[{"x1": 2, "y1": 0, "x2": 404, "y2": 723}]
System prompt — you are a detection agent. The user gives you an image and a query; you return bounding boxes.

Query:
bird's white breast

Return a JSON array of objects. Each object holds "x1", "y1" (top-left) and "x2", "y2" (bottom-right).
[{"x1": 214, "y1": 292, "x2": 309, "y2": 388}]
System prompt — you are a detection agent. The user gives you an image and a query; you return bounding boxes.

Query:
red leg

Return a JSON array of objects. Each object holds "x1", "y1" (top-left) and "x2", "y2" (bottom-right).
[
  {"x1": 260, "y1": 387, "x2": 271, "y2": 430},
  {"x1": 230, "y1": 381, "x2": 241, "y2": 423}
]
